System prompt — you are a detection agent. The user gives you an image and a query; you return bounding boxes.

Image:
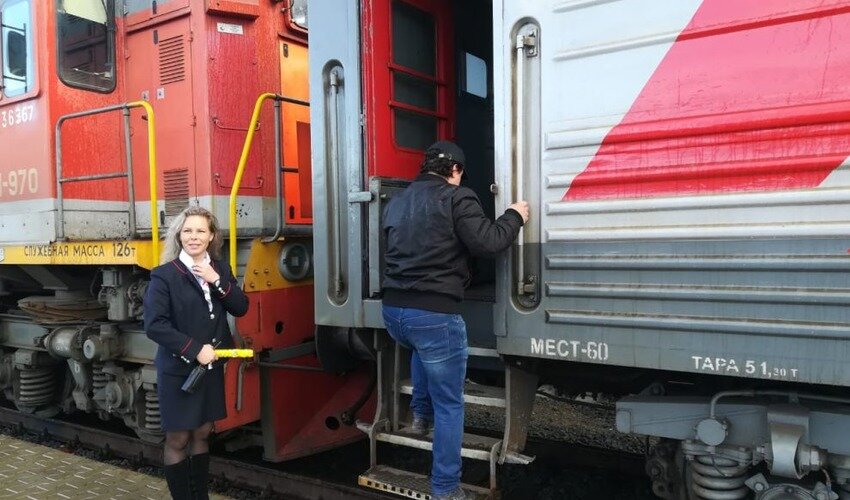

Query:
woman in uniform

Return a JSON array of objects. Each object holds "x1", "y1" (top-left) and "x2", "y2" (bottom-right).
[{"x1": 144, "y1": 206, "x2": 249, "y2": 499}]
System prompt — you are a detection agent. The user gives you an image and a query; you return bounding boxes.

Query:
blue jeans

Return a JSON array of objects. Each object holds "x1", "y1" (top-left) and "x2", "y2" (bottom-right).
[{"x1": 382, "y1": 305, "x2": 468, "y2": 495}]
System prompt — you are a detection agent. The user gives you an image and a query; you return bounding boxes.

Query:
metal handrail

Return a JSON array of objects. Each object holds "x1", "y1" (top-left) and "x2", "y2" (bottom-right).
[
  {"x1": 55, "y1": 100, "x2": 159, "y2": 267},
  {"x1": 228, "y1": 93, "x2": 310, "y2": 275}
]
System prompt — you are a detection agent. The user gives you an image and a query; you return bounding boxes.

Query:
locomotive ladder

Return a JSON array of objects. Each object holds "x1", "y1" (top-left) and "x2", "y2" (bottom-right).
[
  {"x1": 55, "y1": 101, "x2": 161, "y2": 265},
  {"x1": 357, "y1": 337, "x2": 538, "y2": 499}
]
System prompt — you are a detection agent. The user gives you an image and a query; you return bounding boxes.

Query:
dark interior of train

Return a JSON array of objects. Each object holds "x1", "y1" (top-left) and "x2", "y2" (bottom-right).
[
  {"x1": 452, "y1": 0, "x2": 497, "y2": 295},
  {"x1": 448, "y1": 0, "x2": 501, "y2": 357}
]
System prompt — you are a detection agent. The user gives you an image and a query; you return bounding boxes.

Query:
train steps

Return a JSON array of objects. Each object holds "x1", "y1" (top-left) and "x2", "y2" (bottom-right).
[
  {"x1": 399, "y1": 379, "x2": 508, "y2": 408},
  {"x1": 358, "y1": 464, "x2": 489, "y2": 500},
  {"x1": 357, "y1": 341, "x2": 539, "y2": 499}
]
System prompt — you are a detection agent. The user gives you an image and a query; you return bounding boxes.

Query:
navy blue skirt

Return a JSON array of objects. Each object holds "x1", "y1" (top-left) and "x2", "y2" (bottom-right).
[{"x1": 157, "y1": 365, "x2": 226, "y2": 432}]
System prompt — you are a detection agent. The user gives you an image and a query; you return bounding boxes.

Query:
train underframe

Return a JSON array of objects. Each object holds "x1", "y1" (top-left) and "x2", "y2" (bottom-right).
[
  {"x1": 530, "y1": 359, "x2": 850, "y2": 500},
  {"x1": 0, "y1": 264, "x2": 164, "y2": 441}
]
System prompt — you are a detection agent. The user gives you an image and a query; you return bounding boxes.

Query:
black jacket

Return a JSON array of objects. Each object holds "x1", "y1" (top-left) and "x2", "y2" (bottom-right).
[
  {"x1": 382, "y1": 173, "x2": 523, "y2": 313},
  {"x1": 144, "y1": 258, "x2": 249, "y2": 375}
]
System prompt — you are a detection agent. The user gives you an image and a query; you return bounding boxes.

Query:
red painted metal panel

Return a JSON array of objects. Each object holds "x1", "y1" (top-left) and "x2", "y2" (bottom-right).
[
  {"x1": 205, "y1": 0, "x2": 260, "y2": 19},
  {"x1": 262, "y1": 369, "x2": 375, "y2": 461},
  {"x1": 125, "y1": 16, "x2": 196, "y2": 202},
  {"x1": 217, "y1": 284, "x2": 316, "y2": 431},
  {"x1": 200, "y1": 9, "x2": 283, "y2": 200},
  {"x1": 0, "y1": 2, "x2": 130, "y2": 204},
  {"x1": 55, "y1": 20, "x2": 127, "y2": 207},
  {"x1": 1, "y1": 3, "x2": 53, "y2": 203},
  {"x1": 0, "y1": 98, "x2": 49, "y2": 201},
  {"x1": 219, "y1": 283, "x2": 376, "y2": 460},
  {"x1": 566, "y1": 0, "x2": 850, "y2": 201},
  {"x1": 362, "y1": 0, "x2": 455, "y2": 180}
]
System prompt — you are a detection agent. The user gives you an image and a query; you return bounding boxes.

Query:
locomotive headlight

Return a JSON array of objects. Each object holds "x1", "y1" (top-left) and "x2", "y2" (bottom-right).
[
  {"x1": 278, "y1": 241, "x2": 313, "y2": 281},
  {"x1": 290, "y1": 0, "x2": 308, "y2": 29}
]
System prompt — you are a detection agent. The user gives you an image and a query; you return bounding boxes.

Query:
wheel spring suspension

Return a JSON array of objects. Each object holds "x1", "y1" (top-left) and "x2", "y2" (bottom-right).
[
  {"x1": 144, "y1": 391, "x2": 161, "y2": 431},
  {"x1": 92, "y1": 362, "x2": 109, "y2": 393},
  {"x1": 689, "y1": 455, "x2": 749, "y2": 500},
  {"x1": 18, "y1": 366, "x2": 56, "y2": 407}
]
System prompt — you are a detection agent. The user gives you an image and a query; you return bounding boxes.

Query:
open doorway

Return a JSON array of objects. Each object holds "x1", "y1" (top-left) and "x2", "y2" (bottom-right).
[
  {"x1": 454, "y1": 0, "x2": 496, "y2": 290},
  {"x1": 363, "y1": 0, "x2": 496, "y2": 290},
  {"x1": 360, "y1": 0, "x2": 498, "y2": 351}
]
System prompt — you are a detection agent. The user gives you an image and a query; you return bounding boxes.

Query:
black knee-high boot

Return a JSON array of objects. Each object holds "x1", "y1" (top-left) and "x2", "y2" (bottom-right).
[
  {"x1": 163, "y1": 459, "x2": 192, "y2": 500},
  {"x1": 189, "y1": 453, "x2": 210, "y2": 500}
]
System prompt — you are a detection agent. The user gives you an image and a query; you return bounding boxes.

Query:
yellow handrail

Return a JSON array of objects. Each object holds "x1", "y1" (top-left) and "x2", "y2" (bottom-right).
[
  {"x1": 229, "y1": 93, "x2": 276, "y2": 274},
  {"x1": 127, "y1": 100, "x2": 159, "y2": 267},
  {"x1": 54, "y1": 101, "x2": 159, "y2": 267}
]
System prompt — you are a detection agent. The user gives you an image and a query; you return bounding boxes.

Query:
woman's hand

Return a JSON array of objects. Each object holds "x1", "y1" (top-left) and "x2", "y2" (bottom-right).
[
  {"x1": 196, "y1": 344, "x2": 217, "y2": 365},
  {"x1": 191, "y1": 262, "x2": 221, "y2": 284}
]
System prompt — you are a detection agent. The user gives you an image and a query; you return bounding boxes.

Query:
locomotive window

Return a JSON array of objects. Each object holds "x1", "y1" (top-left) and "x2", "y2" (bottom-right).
[
  {"x1": 56, "y1": 0, "x2": 116, "y2": 93},
  {"x1": 390, "y1": 1, "x2": 439, "y2": 150},
  {"x1": 1, "y1": 0, "x2": 34, "y2": 99}
]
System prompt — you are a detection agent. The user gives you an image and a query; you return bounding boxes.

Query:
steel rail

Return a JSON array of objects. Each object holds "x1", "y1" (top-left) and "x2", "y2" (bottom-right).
[{"x1": 0, "y1": 406, "x2": 388, "y2": 500}]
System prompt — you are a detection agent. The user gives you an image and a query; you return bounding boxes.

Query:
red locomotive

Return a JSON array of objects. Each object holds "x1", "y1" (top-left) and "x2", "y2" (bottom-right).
[{"x1": 0, "y1": 0, "x2": 373, "y2": 462}]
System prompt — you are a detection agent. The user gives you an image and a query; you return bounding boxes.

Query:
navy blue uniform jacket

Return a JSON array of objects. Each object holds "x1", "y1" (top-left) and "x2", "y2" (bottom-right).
[{"x1": 144, "y1": 258, "x2": 249, "y2": 376}]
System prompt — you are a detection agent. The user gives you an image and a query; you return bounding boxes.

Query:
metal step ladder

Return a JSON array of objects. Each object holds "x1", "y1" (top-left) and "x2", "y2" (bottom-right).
[{"x1": 357, "y1": 335, "x2": 539, "y2": 499}]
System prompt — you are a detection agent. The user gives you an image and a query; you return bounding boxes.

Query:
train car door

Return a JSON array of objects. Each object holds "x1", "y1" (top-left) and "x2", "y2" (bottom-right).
[
  {"x1": 309, "y1": 0, "x2": 367, "y2": 327},
  {"x1": 310, "y1": 0, "x2": 454, "y2": 329},
  {"x1": 492, "y1": 0, "x2": 542, "y2": 343},
  {"x1": 493, "y1": 1, "x2": 704, "y2": 358}
]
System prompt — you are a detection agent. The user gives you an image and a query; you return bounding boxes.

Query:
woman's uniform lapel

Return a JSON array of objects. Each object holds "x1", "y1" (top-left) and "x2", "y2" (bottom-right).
[{"x1": 170, "y1": 259, "x2": 205, "y2": 297}]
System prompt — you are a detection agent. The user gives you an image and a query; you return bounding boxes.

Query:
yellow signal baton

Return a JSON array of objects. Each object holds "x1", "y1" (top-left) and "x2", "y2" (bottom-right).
[{"x1": 214, "y1": 349, "x2": 254, "y2": 358}]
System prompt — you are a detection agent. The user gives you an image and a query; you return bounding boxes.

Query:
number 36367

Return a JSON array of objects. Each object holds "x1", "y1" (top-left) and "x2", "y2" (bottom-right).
[{"x1": 0, "y1": 104, "x2": 35, "y2": 128}]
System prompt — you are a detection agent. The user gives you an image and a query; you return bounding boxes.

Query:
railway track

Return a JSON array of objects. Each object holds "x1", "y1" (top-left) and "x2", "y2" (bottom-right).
[
  {"x1": 0, "y1": 401, "x2": 651, "y2": 499},
  {"x1": 0, "y1": 406, "x2": 388, "y2": 500}
]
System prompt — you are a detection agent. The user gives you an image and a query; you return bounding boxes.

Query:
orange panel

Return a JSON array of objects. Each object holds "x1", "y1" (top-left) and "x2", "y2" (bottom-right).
[{"x1": 280, "y1": 41, "x2": 311, "y2": 224}]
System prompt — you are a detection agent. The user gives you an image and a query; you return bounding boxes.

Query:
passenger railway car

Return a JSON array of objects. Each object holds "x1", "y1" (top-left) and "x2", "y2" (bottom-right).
[
  {"x1": 0, "y1": 0, "x2": 374, "y2": 462},
  {"x1": 310, "y1": 0, "x2": 850, "y2": 498}
]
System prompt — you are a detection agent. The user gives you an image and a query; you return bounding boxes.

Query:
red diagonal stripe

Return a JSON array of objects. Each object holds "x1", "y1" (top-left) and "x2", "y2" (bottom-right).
[{"x1": 566, "y1": 1, "x2": 850, "y2": 200}]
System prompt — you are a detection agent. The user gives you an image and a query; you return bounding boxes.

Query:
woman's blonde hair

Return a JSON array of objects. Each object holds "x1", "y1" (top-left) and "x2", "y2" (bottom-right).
[{"x1": 160, "y1": 206, "x2": 223, "y2": 264}]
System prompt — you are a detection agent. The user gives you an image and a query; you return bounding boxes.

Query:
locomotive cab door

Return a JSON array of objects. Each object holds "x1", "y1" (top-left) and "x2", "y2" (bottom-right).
[{"x1": 125, "y1": 15, "x2": 196, "y2": 230}]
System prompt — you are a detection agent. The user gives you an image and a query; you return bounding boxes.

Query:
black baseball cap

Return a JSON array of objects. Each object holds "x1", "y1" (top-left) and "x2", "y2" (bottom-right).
[{"x1": 426, "y1": 140, "x2": 465, "y2": 168}]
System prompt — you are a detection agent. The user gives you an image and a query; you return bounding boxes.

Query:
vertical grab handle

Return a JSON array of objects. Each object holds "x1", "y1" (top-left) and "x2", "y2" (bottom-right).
[
  {"x1": 514, "y1": 34, "x2": 527, "y2": 296},
  {"x1": 514, "y1": 27, "x2": 538, "y2": 297},
  {"x1": 328, "y1": 68, "x2": 345, "y2": 299},
  {"x1": 260, "y1": 100, "x2": 284, "y2": 243}
]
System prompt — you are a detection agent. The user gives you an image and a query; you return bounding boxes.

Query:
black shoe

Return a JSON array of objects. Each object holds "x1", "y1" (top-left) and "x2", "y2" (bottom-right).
[
  {"x1": 409, "y1": 416, "x2": 433, "y2": 436},
  {"x1": 163, "y1": 459, "x2": 192, "y2": 500},
  {"x1": 432, "y1": 486, "x2": 472, "y2": 500}
]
